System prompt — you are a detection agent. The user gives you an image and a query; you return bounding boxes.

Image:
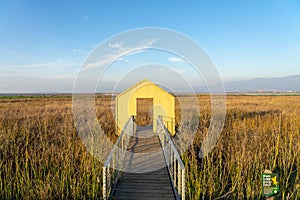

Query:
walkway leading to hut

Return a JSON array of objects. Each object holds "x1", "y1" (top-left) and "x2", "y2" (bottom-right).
[{"x1": 112, "y1": 125, "x2": 176, "y2": 200}]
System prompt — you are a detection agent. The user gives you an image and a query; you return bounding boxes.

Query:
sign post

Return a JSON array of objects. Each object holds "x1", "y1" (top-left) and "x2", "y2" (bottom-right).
[{"x1": 262, "y1": 170, "x2": 280, "y2": 199}]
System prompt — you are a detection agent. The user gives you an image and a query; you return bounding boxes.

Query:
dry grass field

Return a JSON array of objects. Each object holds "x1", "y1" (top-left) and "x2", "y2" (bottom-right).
[
  {"x1": 181, "y1": 95, "x2": 300, "y2": 199},
  {"x1": 0, "y1": 95, "x2": 299, "y2": 199}
]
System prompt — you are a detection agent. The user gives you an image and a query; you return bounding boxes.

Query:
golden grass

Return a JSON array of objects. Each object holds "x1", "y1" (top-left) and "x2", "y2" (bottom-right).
[
  {"x1": 181, "y1": 95, "x2": 300, "y2": 199},
  {"x1": 0, "y1": 97, "x2": 114, "y2": 199},
  {"x1": 0, "y1": 95, "x2": 299, "y2": 199}
]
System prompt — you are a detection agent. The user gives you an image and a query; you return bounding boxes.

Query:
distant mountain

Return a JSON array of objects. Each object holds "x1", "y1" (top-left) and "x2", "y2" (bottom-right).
[
  {"x1": 193, "y1": 75, "x2": 300, "y2": 93},
  {"x1": 224, "y1": 75, "x2": 300, "y2": 92}
]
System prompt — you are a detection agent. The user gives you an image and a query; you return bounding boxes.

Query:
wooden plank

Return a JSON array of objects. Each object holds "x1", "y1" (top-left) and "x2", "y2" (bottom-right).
[{"x1": 113, "y1": 126, "x2": 175, "y2": 200}]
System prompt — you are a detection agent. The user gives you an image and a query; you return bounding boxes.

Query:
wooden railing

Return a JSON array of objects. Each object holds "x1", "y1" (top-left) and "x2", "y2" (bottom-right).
[
  {"x1": 102, "y1": 116, "x2": 135, "y2": 200},
  {"x1": 160, "y1": 115, "x2": 175, "y2": 134},
  {"x1": 157, "y1": 116, "x2": 185, "y2": 200}
]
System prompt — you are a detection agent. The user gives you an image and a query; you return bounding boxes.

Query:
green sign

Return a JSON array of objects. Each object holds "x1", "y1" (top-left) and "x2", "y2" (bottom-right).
[{"x1": 262, "y1": 173, "x2": 280, "y2": 196}]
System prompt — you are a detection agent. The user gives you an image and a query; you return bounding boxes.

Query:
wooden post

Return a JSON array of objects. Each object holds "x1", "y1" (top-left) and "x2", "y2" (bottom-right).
[
  {"x1": 103, "y1": 166, "x2": 107, "y2": 200},
  {"x1": 182, "y1": 169, "x2": 185, "y2": 200},
  {"x1": 170, "y1": 147, "x2": 173, "y2": 170},
  {"x1": 112, "y1": 154, "x2": 115, "y2": 176},
  {"x1": 162, "y1": 133, "x2": 165, "y2": 149},
  {"x1": 178, "y1": 162, "x2": 182, "y2": 195},
  {"x1": 121, "y1": 136, "x2": 124, "y2": 155},
  {"x1": 132, "y1": 116, "x2": 134, "y2": 134},
  {"x1": 168, "y1": 141, "x2": 170, "y2": 165},
  {"x1": 170, "y1": 143, "x2": 172, "y2": 165},
  {"x1": 174, "y1": 159, "x2": 177, "y2": 187},
  {"x1": 117, "y1": 146, "x2": 119, "y2": 166}
]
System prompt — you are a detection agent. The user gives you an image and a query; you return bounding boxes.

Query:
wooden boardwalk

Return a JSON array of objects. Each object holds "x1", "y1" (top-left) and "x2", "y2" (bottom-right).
[{"x1": 112, "y1": 125, "x2": 176, "y2": 200}]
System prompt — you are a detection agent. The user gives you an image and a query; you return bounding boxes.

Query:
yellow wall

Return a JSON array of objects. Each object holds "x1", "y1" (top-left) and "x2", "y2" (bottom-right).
[{"x1": 116, "y1": 79, "x2": 175, "y2": 135}]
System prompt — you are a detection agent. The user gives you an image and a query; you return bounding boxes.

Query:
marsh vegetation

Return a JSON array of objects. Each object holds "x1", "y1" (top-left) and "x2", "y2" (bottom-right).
[{"x1": 0, "y1": 95, "x2": 299, "y2": 199}]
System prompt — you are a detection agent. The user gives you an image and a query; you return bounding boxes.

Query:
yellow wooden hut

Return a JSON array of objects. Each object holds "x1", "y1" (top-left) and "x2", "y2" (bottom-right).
[{"x1": 116, "y1": 79, "x2": 175, "y2": 135}]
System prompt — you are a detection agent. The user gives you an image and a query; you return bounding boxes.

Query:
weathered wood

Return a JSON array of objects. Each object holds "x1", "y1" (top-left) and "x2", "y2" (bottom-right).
[{"x1": 113, "y1": 126, "x2": 175, "y2": 200}]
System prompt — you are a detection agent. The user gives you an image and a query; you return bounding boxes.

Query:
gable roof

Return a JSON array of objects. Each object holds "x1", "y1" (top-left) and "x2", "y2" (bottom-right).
[{"x1": 116, "y1": 79, "x2": 174, "y2": 98}]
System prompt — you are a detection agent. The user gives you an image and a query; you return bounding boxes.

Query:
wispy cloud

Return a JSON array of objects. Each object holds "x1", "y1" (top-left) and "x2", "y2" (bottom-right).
[
  {"x1": 0, "y1": 60, "x2": 76, "y2": 68},
  {"x1": 82, "y1": 38, "x2": 159, "y2": 71},
  {"x1": 109, "y1": 42, "x2": 123, "y2": 49},
  {"x1": 158, "y1": 67, "x2": 185, "y2": 74},
  {"x1": 73, "y1": 48, "x2": 82, "y2": 53},
  {"x1": 84, "y1": 15, "x2": 89, "y2": 20},
  {"x1": 168, "y1": 57, "x2": 183, "y2": 63},
  {"x1": 117, "y1": 57, "x2": 129, "y2": 62},
  {"x1": 73, "y1": 48, "x2": 90, "y2": 54}
]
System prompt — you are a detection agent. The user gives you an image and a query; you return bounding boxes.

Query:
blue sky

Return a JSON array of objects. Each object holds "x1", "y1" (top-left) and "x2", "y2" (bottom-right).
[{"x1": 0, "y1": 0, "x2": 300, "y2": 92}]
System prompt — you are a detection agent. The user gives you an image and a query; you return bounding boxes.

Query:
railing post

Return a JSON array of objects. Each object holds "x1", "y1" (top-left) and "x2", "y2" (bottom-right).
[
  {"x1": 172, "y1": 118, "x2": 174, "y2": 135},
  {"x1": 174, "y1": 159, "x2": 177, "y2": 188},
  {"x1": 166, "y1": 139, "x2": 169, "y2": 164},
  {"x1": 161, "y1": 131, "x2": 164, "y2": 148},
  {"x1": 167, "y1": 120, "x2": 169, "y2": 132},
  {"x1": 173, "y1": 151, "x2": 175, "y2": 179},
  {"x1": 103, "y1": 166, "x2": 107, "y2": 200},
  {"x1": 182, "y1": 169, "x2": 185, "y2": 200},
  {"x1": 164, "y1": 134, "x2": 166, "y2": 149},
  {"x1": 121, "y1": 136, "x2": 124, "y2": 154},
  {"x1": 178, "y1": 162, "x2": 182, "y2": 195},
  {"x1": 169, "y1": 140, "x2": 171, "y2": 165},
  {"x1": 170, "y1": 146, "x2": 173, "y2": 170},
  {"x1": 107, "y1": 163, "x2": 111, "y2": 193},
  {"x1": 112, "y1": 153, "x2": 115, "y2": 176},
  {"x1": 116, "y1": 144, "x2": 119, "y2": 164},
  {"x1": 132, "y1": 116, "x2": 134, "y2": 134}
]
